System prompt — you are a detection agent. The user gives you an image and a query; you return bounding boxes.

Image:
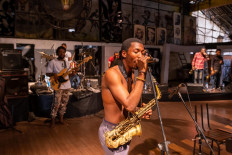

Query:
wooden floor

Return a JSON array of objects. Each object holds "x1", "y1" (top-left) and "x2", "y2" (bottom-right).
[{"x1": 0, "y1": 100, "x2": 232, "y2": 155}]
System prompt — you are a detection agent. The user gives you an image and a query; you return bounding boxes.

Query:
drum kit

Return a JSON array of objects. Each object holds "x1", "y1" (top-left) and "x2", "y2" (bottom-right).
[{"x1": 38, "y1": 50, "x2": 92, "y2": 90}]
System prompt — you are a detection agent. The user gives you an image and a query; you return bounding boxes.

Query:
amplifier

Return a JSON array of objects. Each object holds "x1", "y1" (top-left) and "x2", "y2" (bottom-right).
[
  {"x1": 0, "y1": 51, "x2": 23, "y2": 71},
  {"x1": 0, "y1": 72, "x2": 28, "y2": 97}
]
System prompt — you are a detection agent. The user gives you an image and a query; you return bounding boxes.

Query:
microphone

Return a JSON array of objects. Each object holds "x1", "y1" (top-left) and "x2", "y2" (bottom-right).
[
  {"x1": 168, "y1": 83, "x2": 184, "y2": 99},
  {"x1": 147, "y1": 57, "x2": 159, "y2": 63}
]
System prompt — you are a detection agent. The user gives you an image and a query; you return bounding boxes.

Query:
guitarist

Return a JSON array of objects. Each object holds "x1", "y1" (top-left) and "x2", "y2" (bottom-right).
[
  {"x1": 46, "y1": 46, "x2": 78, "y2": 127},
  {"x1": 99, "y1": 38, "x2": 152, "y2": 154}
]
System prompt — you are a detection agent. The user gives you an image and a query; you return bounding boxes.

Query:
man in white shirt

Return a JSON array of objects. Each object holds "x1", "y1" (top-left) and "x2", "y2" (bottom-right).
[
  {"x1": 46, "y1": 46, "x2": 77, "y2": 127},
  {"x1": 62, "y1": 43, "x2": 72, "y2": 63}
]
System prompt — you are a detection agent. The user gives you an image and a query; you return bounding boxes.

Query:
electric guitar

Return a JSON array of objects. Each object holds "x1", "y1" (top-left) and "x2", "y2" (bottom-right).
[{"x1": 49, "y1": 56, "x2": 92, "y2": 90}]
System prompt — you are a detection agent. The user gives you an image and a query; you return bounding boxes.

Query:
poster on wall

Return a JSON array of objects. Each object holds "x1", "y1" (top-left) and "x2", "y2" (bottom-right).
[
  {"x1": 121, "y1": 3, "x2": 132, "y2": 24},
  {"x1": 122, "y1": 24, "x2": 133, "y2": 41},
  {"x1": 0, "y1": 0, "x2": 15, "y2": 36},
  {"x1": 173, "y1": 12, "x2": 181, "y2": 44},
  {"x1": 159, "y1": 10, "x2": 172, "y2": 29},
  {"x1": 146, "y1": 27, "x2": 156, "y2": 45},
  {"x1": 184, "y1": 15, "x2": 196, "y2": 45},
  {"x1": 15, "y1": 13, "x2": 53, "y2": 39},
  {"x1": 101, "y1": 0, "x2": 122, "y2": 42},
  {"x1": 156, "y1": 27, "x2": 166, "y2": 45},
  {"x1": 134, "y1": 24, "x2": 145, "y2": 44}
]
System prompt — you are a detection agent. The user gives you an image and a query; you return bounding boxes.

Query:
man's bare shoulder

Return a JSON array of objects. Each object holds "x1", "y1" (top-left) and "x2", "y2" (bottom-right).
[{"x1": 105, "y1": 66, "x2": 121, "y2": 80}]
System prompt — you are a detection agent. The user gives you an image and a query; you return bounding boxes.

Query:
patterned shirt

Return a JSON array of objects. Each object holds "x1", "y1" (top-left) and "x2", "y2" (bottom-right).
[{"x1": 192, "y1": 52, "x2": 207, "y2": 70}]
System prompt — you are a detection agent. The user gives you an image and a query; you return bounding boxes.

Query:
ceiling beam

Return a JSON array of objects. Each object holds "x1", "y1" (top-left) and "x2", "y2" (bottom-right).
[
  {"x1": 148, "y1": 0, "x2": 181, "y2": 7},
  {"x1": 190, "y1": 0, "x2": 232, "y2": 12}
]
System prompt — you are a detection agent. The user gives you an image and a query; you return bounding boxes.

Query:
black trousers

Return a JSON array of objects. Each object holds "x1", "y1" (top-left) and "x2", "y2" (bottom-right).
[{"x1": 212, "y1": 72, "x2": 221, "y2": 89}]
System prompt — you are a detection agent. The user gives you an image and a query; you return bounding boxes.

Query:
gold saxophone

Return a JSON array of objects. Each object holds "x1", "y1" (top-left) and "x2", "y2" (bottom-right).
[{"x1": 105, "y1": 80, "x2": 162, "y2": 149}]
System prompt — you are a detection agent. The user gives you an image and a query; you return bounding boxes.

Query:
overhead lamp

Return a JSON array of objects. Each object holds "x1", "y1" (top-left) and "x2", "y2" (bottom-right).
[
  {"x1": 61, "y1": 0, "x2": 74, "y2": 10},
  {"x1": 189, "y1": 0, "x2": 195, "y2": 4}
]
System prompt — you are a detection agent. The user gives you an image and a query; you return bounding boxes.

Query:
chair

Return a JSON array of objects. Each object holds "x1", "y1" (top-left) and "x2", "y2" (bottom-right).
[{"x1": 193, "y1": 103, "x2": 232, "y2": 155}]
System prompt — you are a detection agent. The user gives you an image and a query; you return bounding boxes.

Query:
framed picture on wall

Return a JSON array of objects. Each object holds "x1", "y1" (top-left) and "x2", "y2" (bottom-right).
[
  {"x1": 173, "y1": 12, "x2": 181, "y2": 26},
  {"x1": 146, "y1": 27, "x2": 156, "y2": 45},
  {"x1": 134, "y1": 24, "x2": 145, "y2": 44},
  {"x1": 173, "y1": 12, "x2": 181, "y2": 44},
  {"x1": 156, "y1": 27, "x2": 166, "y2": 45},
  {"x1": 184, "y1": 15, "x2": 196, "y2": 45}
]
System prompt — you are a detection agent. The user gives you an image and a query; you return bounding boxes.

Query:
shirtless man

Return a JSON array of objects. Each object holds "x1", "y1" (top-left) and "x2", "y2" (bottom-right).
[{"x1": 99, "y1": 38, "x2": 152, "y2": 154}]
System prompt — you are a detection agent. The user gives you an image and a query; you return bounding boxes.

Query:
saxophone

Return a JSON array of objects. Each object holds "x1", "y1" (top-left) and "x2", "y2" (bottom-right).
[{"x1": 105, "y1": 80, "x2": 162, "y2": 149}]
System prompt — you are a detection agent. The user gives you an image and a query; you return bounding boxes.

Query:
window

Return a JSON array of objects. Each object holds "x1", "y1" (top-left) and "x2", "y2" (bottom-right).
[{"x1": 192, "y1": 10, "x2": 230, "y2": 43}]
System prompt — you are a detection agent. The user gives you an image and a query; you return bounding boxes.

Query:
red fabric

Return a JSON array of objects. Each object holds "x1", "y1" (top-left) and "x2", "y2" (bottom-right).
[
  {"x1": 108, "y1": 56, "x2": 114, "y2": 62},
  {"x1": 192, "y1": 52, "x2": 206, "y2": 70}
]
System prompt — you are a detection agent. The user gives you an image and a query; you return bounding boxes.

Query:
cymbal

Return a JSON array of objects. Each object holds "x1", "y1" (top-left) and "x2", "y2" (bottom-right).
[
  {"x1": 78, "y1": 52, "x2": 91, "y2": 56},
  {"x1": 37, "y1": 51, "x2": 56, "y2": 60},
  {"x1": 38, "y1": 51, "x2": 46, "y2": 55}
]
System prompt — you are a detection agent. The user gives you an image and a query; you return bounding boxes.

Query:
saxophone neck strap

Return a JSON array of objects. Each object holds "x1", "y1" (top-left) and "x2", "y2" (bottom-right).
[{"x1": 118, "y1": 60, "x2": 133, "y2": 92}]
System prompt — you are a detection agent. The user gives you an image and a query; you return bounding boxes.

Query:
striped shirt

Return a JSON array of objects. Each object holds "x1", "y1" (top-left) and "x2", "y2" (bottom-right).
[{"x1": 192, "y1": 52, "x2": 206, "y2": 70}]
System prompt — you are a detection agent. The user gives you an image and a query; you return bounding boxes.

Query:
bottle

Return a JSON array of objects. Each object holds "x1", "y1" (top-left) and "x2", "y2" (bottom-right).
[
  {"x1": 87, "y1": 79, "x2": 91, "y2": 89},
  {"x1": 205, "y1": 82, "x2": 208, "y2": 92},
  {"x1": 45, "y1": 75, "x2": 50, "y2": 88},
  {"x1": 38, "y1": 75, "x2": 42, "y2": 85},
  {"x1": 221, "y1": 83, "x2": 225, "y2": 90},
  {"x1": 144, "y1": 83, "x2": 147, "y2": 90}
]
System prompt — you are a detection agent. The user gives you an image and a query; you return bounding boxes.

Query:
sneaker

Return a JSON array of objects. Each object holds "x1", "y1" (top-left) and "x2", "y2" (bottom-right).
[{"x1": 216, "y1": 88, "x2": 221, "y2": 91}]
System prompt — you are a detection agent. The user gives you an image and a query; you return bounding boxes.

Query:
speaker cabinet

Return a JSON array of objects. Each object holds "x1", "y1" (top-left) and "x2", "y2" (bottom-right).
[
  {"x1": 7, "y1": 97, "x2": 29, "y2": 123},
  {"x1": 0, "y1": 72, "x2": 28, "y2": 97},
  {"x1": 0, "y1": 51, "x2": 23, "y2": 71}
]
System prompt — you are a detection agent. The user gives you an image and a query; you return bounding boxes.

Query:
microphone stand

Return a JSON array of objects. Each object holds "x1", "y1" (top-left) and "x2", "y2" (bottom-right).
[
  {"x1": 177, "y1": 91, "x2": 215, "y2": 155},
  {"x1": 147, "y1": 66, "x2": 170, "y2": 155}
]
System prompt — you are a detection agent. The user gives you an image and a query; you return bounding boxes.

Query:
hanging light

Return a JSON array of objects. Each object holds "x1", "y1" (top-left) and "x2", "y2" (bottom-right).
[{"x1": 61, "y1": 0, "x2": 73, "y2": 10}]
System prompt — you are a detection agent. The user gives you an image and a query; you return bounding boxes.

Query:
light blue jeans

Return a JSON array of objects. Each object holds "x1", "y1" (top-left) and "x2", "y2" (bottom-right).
[{"x1": 194, "y1": 69, "x2": 203, "y2": 84}]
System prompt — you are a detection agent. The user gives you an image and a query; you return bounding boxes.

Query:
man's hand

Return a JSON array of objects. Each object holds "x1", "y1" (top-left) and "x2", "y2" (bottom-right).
[
  {"x1": 74, "y1": 68, "x2": 79, "y2": 72},
  {"x1": 54, "y1": 73, "x2": 58, "y2": 82},
  {"x1": 211, "y1": 70, "x2": 215, "y2": 76},
  {"x1": 141, "y1": 103, "x2": 152, "y2": 119},
  {"x1": 137, "y1": 56, "x2": 149, "y2": 73},
  {"x1": 192, "y1": 66, "x2": 196, "y2": 70},
  {"x1": 219, "y1": 60, "x2": 223, "y2": 64}
]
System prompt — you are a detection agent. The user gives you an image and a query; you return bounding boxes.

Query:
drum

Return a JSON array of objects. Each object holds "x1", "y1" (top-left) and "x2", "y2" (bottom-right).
[{"x1": 70, "y1": 74, "x2": 80, "y2": 89}]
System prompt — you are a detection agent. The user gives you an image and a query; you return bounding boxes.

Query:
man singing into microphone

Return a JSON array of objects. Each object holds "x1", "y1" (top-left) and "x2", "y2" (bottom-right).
[
  {"x1": 192, "y1": 48, "x2": 210, "y2": 84},
  {"x1": 99, "y1": 38, "x2": 152, "y2": 154}
]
